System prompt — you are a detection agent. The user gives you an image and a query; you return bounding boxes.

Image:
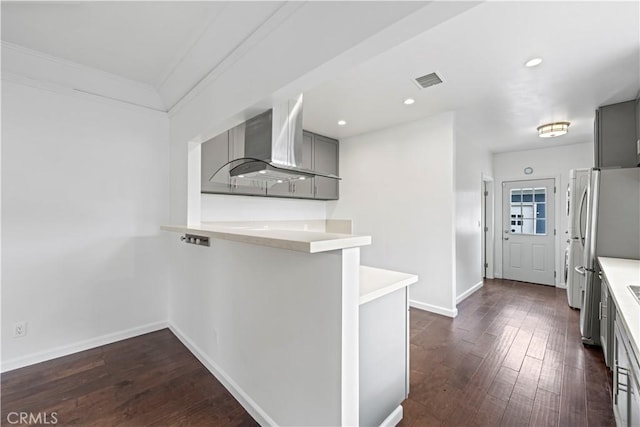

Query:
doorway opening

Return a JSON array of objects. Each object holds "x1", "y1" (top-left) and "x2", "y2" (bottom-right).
[{"x1": 481, "y1": 175, "x2": 494, "y2": 279}]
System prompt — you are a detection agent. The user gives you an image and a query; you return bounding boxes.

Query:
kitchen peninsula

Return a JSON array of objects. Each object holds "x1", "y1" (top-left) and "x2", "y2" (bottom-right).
[{"x1": 161, "y1": 220, "x2": 417, "y2": 426}]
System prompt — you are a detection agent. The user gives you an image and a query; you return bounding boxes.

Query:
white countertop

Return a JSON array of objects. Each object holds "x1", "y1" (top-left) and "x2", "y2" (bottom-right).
[
  {"x1": 161, "y1": 222, "x2": 371, "y2": 253},
  {"x1": 598, "y1": 257, "x2": 640, "y2": 358},
  {"x1": 359, "y1": 265, "x2": 418, "y2": 305}
]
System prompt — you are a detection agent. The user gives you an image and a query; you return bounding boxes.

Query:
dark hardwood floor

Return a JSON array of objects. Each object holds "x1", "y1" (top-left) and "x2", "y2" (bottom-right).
[
  {"x1": 401, "y1": 278, "x2": 614, "y2": 427},
  {"x1": 1, "y1": 279, "x2": 614, "y2": 426},
  {"x1": 0, "y1": 329, "x2": 258, "y2": 427}
]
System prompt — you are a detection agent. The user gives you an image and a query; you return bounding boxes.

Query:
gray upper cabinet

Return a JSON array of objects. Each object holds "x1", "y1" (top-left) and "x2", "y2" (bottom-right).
[
  {"x1": 201, "y1": 127, "x2": 339, "y2": 200},
  {"x1": 595, "y1": 100, "x2": 638, "y2": 169},
  {"x1": 312, "y1": 133, "x2": 339, "y2": 200},
  {"x1": 266, "y1": 132, "x2": 315, "y2": 198},
  {"x1": 296, "y1": 132, "x2": 315, "y2": 198},
  {"x1": 228, "y1": 123, "x2": 266, "y2": 196},
  {"x1": 266, "y1": 130, "x2": 339, "y2": 200},
  {"x1": 201, "y1": 131, "x2": 230, "y2": 194}
]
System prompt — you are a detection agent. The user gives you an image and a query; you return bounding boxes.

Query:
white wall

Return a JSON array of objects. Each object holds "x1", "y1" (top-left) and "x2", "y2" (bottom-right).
[
  {"x1": 200, "y1": 194, "x2": 327, "y2": 222},
  {"x1": 167, "y1": 2, "x2": 474, "y2": 226},
  {"x1": 454, "y1": 128, "x2": 493, "y2": 301},
  {"x1": 328, "y1": 113, "x2": 457, "y2": 316},
  {"x1": 492, "y1": 142, "x2": 593, "y2": 283},
  {"x1": 1, "y1": 79, "x2": 170, "y2": 370}
]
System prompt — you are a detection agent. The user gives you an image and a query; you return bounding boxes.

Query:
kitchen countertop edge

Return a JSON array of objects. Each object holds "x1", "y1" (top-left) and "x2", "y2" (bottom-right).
[
  {"x1": 161, "y1": 224, "x2": 371, "y2": 253},
  {"x1": 359, "y1": 265, "x2": 418, "y2": 305}
]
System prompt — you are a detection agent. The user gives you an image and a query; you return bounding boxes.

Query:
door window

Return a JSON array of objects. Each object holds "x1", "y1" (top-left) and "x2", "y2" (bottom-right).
[{"x1": 510, "y1": 187, "x2": 547, "y2": 235}]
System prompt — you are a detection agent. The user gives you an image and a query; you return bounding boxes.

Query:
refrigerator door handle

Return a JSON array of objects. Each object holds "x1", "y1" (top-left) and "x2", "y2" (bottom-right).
[{"x1": 578, "y1": 187, "x2": 588, "y2": 247}]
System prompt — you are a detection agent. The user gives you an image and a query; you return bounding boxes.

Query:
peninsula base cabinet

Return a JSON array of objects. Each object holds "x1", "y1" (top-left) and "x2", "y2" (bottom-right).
[
  {"x1": 359, "y1": 287, "x2": 408, "y2": 427},
  {"x1": 613, "y1": 310, "x2": 640, "y2": 427}
]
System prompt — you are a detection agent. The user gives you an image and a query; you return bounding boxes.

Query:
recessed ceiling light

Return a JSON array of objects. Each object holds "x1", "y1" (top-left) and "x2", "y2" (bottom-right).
[
  {"x1": 403, "y1": 98, "x2": 415, "y2": 105},
  {"x1": 258, "y1": 170, "x2": 267, "y2": 174},
  {"x1": 537, "y1": 121, "x2": 570, "y2": 138},
  {"x1": 299, "y1": 176, "x2": 306, "y2": 180},
  {"x1": 337, "y1": 120, "x2": 347, "y2": 126},
  {"x1": 238, "y1": 175, "x2": 245, "y2": 178},
  {"x1": 276, "y1": 179, "x2": 283, "y2": 183},
  {"x1": 525, "y1": 57, "x2": 543, "y2": 67}
]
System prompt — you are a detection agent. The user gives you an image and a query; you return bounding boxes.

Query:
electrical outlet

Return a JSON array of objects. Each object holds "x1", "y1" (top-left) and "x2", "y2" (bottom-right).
[{"x1": 14, "y1": 321, "x2": 27, "y2": 338}]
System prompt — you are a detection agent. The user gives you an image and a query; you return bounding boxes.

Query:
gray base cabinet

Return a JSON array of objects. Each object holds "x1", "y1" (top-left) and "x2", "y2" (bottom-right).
[
  {"x1": 600, "y1": 272, "x2": 614, "y2": 368},
  {"x1": 359, "y1": 287, "x2": 408, "y2": 427},
  {"x1": 595, "y1": 100, "x2": 638, "y2": 169},
  {"x1": 613, "y1": 310, "x2": 640, "y2": 427}
]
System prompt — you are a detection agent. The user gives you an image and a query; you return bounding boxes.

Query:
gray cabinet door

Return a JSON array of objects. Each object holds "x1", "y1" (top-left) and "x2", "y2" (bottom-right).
[
  {"x1": 614, "y1": 320, "x2": 630, "y2": 426},
  {"x1": 229, "y1": 123, "x2": 266, "y2": 196},
  {"x1": 313, "y1": 134, "x2": 339, "y2": 200},
  {"x1": 267, "y1": 180, "x2": 292, "y2": 197},
  {"x1": 596, "y1": 100, "x2": 637, "y2": 168},
  {"x1": 292, "y1": 132, "x2": 314, "y2": 198},
  {"x1": 636, "y1": 98, "x2": 640, "y2": 166},
  {"x1": 600, "y1": 280, "x2": 610, "y2": 367},
  {"x1": 201, "y1": 131, "x2": 231, "y2": 194},
  {"x1": 631, "y1": 369, "x2": 640, "y2": 427},
  {"x1": 266, "y1": 131, "x2": 315, "y2": 198}
]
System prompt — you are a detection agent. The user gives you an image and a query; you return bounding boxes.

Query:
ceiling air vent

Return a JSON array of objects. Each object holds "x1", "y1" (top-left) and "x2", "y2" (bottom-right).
[{"x1": 414, "y1": 72, "x2": 443, "y2": 89}]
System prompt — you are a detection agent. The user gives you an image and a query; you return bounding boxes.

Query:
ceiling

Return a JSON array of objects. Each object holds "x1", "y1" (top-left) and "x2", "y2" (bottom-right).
[
  {"x1": 1, "y1": 1, "x2": 226, "y2": 85},
  {"x1": 0, "y1": 1, "x2": 292, "y2": 108},
  {"x1": 303, "y1": 1, "x2": 640, "y2": 153},
  {"x1": 2, "y1": 1, "x2": 638, "y2": 154}
]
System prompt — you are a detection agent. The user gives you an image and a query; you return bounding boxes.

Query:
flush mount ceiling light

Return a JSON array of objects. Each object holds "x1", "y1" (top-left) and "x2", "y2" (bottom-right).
[
  {"x1": 537, "y1": 121, "x2": 570, "y2": 138},
  {"x1": 525, "y1": 57, "x2": 543, "y2": 67},
  {"x1": 337, "y1": 120, "x2": 347, "y2": 126},
  {"x1": 403, "y1": 98, "x2": 415, "y2": 105}
]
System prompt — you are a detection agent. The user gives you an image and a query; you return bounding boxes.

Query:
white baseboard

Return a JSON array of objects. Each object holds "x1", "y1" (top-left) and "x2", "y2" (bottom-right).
[
  {"x1": 381, "y1": 405, "x2": 403, "y2": 426},
  {"x1": 168, "y1": 322, "x2": 276, "y2": 427},
  {"x1": 456, "y1": 281, "x2": 483, "y2": 304},
  {"x1": 409, "y1": 300, "x2": 458, "y2": 318},
  {"x1": 1, "y1": 320, "x2": 168, "y2": 373},
  {"x1": 556, "y1": 282, "x2": 567, "y2": 289}
]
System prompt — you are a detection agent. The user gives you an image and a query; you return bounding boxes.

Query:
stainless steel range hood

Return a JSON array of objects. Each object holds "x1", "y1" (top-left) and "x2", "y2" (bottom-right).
[{"x1": 209, "y1": 95, "x2": 340, "y2": 186}]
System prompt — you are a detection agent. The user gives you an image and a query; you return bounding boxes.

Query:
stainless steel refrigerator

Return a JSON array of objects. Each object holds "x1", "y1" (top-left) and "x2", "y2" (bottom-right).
[
  {"x1": 577, "y1": 167, "x2": 640, "y2": 345},
  {"x1": 565, "y1": 168, "x2": 590, "y2": 309}
]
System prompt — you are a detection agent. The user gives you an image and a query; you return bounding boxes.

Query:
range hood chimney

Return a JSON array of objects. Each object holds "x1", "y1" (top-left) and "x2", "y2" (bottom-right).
[{"x1": 209, "y1": 94, "x2": 340, "y2": 186}]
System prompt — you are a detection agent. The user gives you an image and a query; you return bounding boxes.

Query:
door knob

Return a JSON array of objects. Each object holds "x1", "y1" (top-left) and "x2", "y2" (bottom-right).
[{"x1": 503, "y1": 237, "x2": 509, "y2": 240}]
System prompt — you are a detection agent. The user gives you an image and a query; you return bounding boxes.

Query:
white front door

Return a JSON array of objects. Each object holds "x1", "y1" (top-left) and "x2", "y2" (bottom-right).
[{"x1": 502, "y1": 179, "x2": 555, "y2": 285}]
